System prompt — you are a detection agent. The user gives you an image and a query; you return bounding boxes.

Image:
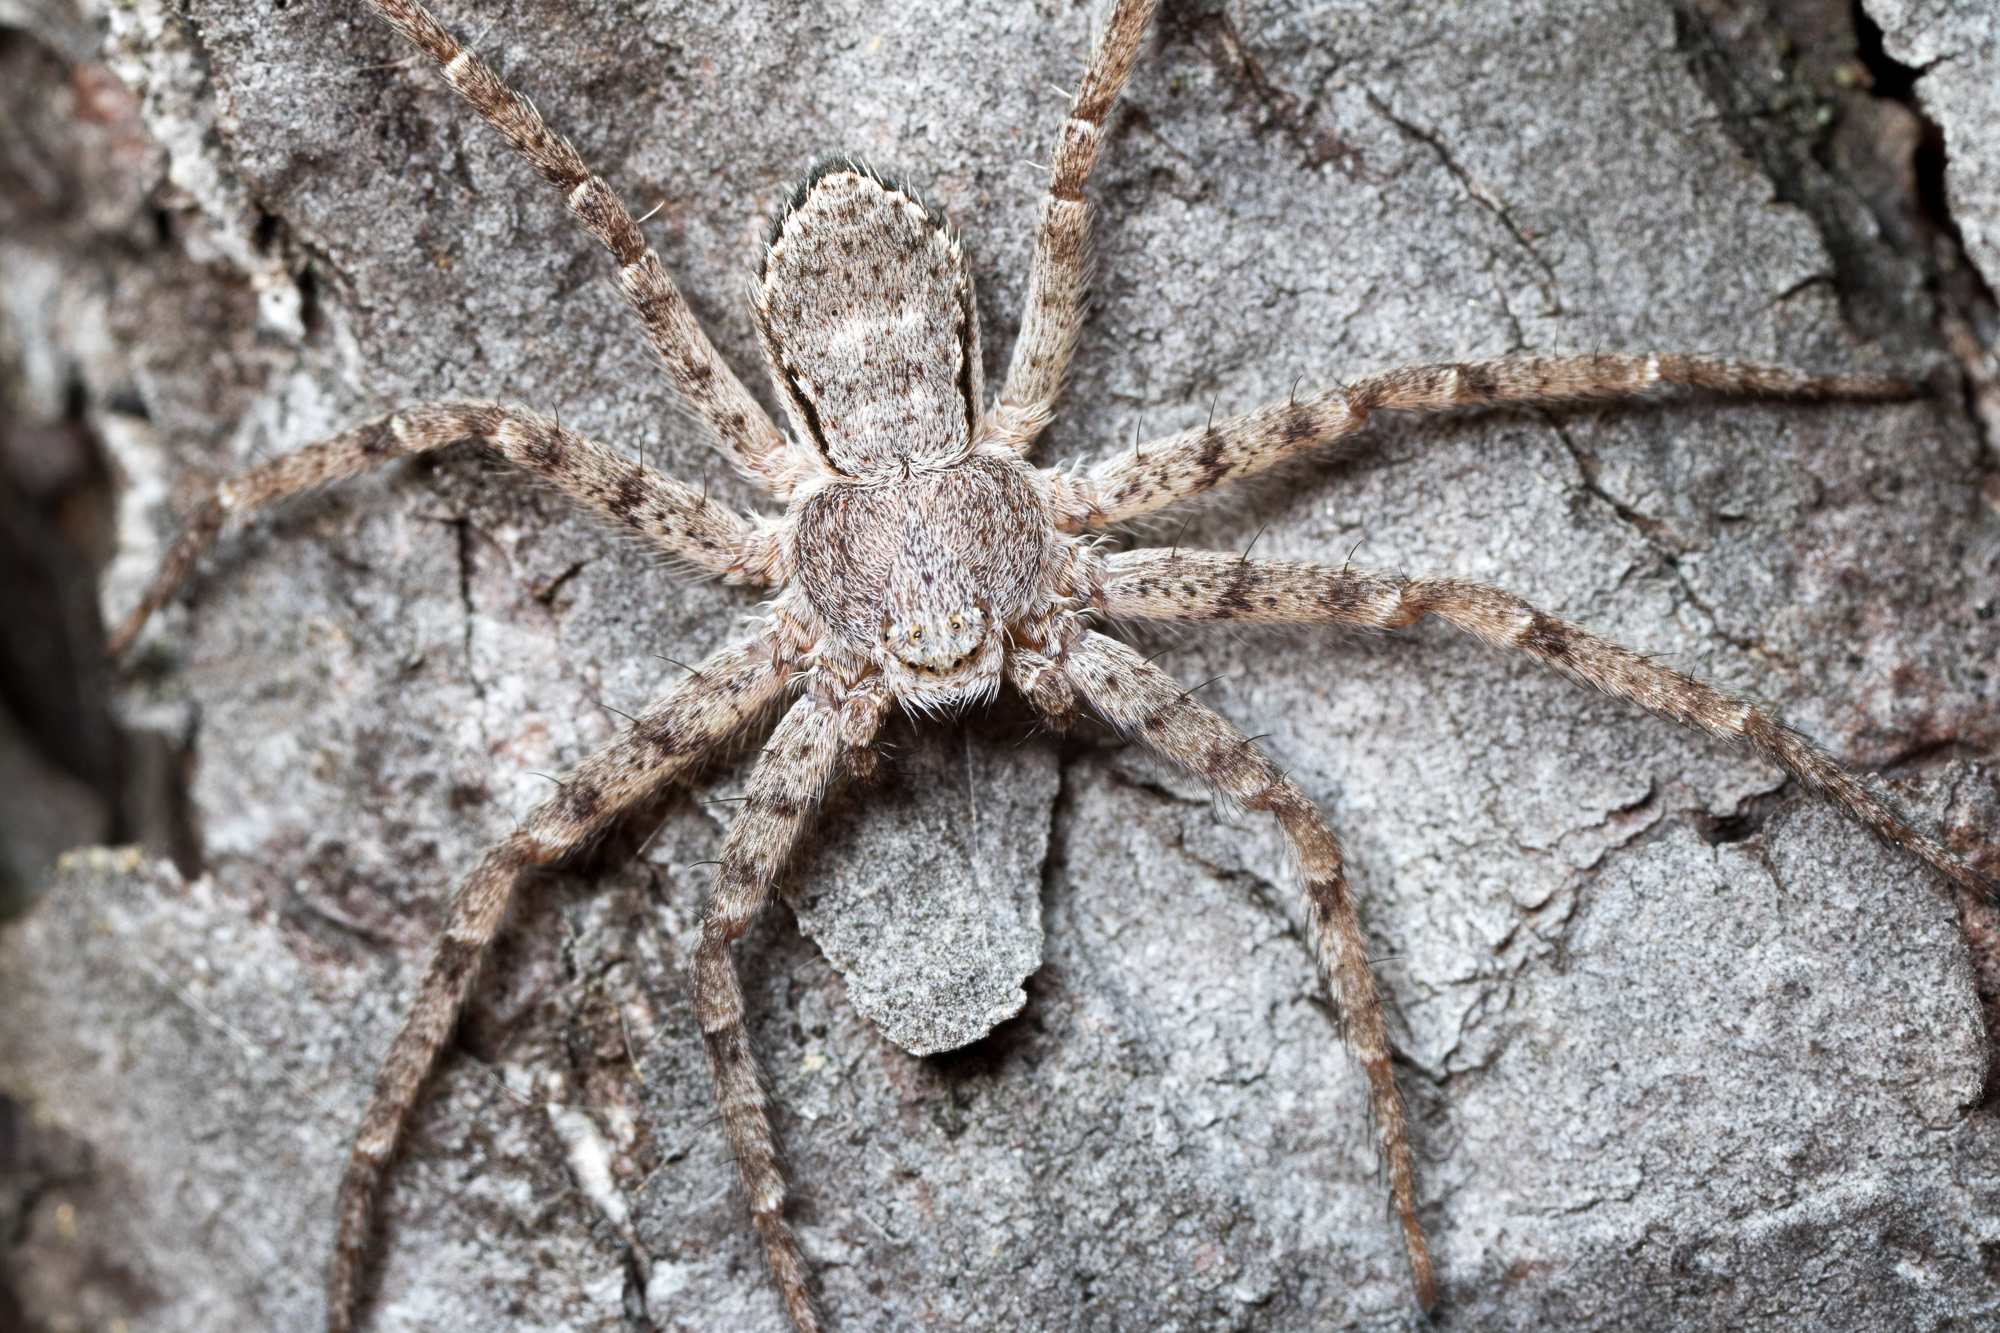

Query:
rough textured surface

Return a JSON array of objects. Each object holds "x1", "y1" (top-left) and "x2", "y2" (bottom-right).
[
  {"x1": 1866, "y1": 0, "x2": 2000, "y2": 291},
  {"x1": 4, "y1": 0, "x2": 2000, "y2": 1329},
  {"x1": 788, "y1": 710, "x2": 1059, "y2": 1056}
]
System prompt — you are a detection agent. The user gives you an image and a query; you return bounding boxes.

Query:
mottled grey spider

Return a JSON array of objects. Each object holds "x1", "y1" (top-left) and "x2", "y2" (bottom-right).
[{"x1": 106, "y1": 0, "x2": 1993, "y2": 1328}]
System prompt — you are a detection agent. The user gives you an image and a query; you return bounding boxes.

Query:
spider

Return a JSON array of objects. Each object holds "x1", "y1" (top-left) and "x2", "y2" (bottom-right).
[{"x1": 103, "y1": 0, "x2": 1995, "y2": 1328}]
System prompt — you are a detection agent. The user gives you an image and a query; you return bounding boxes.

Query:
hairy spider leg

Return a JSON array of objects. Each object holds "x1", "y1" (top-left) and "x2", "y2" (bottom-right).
[
  {"x1": 104, "y1": 400, "x2": 780, "y2": 658},
  {"x1": 1049, "y1": 630, "x2": 1436, "y2": 1308},
  {"x1": 1099, "y1": 549, "x2": 1995, "y2": 899},
  {"x1": 1050, "y1": 351, "x2": 1915, "y2": 528},
  {"x1": 328, "y1": 635, "x2": 795, "y2": 1333},
  {"x1": 1005, "y1": 644, "x2": 1082, "y2": 731},
  {"x1": 689, "y1": 674, "x2": 890, "y2": 1333},
  {"x1": 997, "y1": 0, "x2": 1162, "y2": 447},
  {"x1": 357, "y1": 0, "x2": 811, "y2": 496}
]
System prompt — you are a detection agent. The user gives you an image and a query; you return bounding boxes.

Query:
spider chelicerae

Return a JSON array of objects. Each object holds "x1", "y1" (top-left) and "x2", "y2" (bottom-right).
[{"x1": 104, "y1": 0, "x2": 1994, "y2": 1328}]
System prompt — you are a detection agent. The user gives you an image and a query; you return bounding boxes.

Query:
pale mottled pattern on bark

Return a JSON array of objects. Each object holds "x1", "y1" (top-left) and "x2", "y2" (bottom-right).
[{"x1": 1051, "y1": 352, "x2": 1914, "y2": 528}]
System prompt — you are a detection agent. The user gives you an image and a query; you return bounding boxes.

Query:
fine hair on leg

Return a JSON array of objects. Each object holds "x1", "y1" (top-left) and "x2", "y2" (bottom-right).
[
  {"x1": 1050, "y1": 629, "x2": 1435, "y2": 1309},
  {"x1": 327, "y1": 634, "x2": 795, "y2": 1333},
  {"x1": 996, "y1": 0, "x2": 1161, "y2": 447},
  {"x1": 105, "y1": 399, "x2": 784, "y2": 659},
  {"x1": 1097, "y1": 549, "x2": 1995, "y2": 898},
  {"x1": 1049, "y1": 352, "x2": 1916, "y2": 528}
]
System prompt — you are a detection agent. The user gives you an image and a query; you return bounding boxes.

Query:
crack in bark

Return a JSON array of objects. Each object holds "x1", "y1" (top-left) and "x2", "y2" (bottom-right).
[
  {"x1": 1673, "y1": 0, "x2": 1998, "y2": 460},
  {"x1": 1174, "y1": 5, "x2": 1369, "y2": 179},
  {"x1": 1540, "y1": 414, "x2": 1794, "y2": 671},
  {"x1": 1363, "y1": 90, "x2": 1563, "y2": 297}
]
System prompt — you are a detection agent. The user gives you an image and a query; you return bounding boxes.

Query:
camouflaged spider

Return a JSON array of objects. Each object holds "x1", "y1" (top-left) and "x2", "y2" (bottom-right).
[{"x1": 105, "y1": 0, "x2": 1995, "y2": 1328}]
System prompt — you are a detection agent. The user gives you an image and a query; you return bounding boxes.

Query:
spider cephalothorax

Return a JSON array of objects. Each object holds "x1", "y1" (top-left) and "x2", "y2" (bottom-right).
[{"x1": 103, "y1": 1, "x2": 1993, "y2": 1330}]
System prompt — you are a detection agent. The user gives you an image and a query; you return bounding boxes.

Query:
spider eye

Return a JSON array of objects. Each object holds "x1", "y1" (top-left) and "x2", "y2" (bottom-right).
[{"x1": 881, "y1": 603, "x2": 989, "y2": 675}]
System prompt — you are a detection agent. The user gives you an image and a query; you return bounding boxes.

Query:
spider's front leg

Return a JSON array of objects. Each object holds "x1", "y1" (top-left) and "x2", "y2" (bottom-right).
[
  {"x1": 1019, "y1": 627, "x2": 1437, "y2": 1310},
  {"x1": 1099, "y1": 548, "x2": 1996, "y2": 898},
  {"x1": 996, "y1": 0, "x2": 1161, "y2": 447},
  {"x1": 106, "y1": 399, "x2": 783, "y2": 658},
  {"x1": 357, "y1": 0, "x2": 807, "y2": 494},
  {"x1": 329, "y1": 633, "x2": 795, "y2": 1333},
  {"x1": 690, "y1": 668, "x2": 890, "y2": 1333}
]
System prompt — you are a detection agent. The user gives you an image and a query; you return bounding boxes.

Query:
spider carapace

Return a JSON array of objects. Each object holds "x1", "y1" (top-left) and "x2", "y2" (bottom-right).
[{"x1": 104, "y1": 0, "x2": 1994, "y2": 1329}]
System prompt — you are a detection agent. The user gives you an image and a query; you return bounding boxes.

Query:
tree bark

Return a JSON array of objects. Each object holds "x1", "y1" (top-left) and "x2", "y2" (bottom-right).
[{"x1": 4, "y1": 0, "x2": 1999, "y2": 1328}]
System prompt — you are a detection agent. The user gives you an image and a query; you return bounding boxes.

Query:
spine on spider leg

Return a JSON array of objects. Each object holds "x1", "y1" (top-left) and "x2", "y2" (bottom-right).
[
  {"x1": 1000, "y1": 0, "x2": 1162, "y2": 424},
  {"x1": 105, "y1": 401, "x2": 503, "y2": 659}
]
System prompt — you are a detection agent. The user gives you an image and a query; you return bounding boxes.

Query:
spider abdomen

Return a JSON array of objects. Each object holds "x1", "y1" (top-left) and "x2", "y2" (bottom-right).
[{"x1": 756, "y1": 162, "x2": 983, "y2": 475}]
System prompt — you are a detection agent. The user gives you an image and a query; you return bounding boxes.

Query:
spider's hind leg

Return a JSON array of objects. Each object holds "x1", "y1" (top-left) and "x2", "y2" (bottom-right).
[
  {"x1": 328, "y1": 634, "x2": 795, "y2": 1333},
  {"x1": 689, "y1": 674, "x2": 890, "y2": 1333}
]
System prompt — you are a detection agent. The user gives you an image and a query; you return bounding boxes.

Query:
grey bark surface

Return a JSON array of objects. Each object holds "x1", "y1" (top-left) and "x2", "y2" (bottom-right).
[{"x1": 4, "y1": 0, "x2": 2000, "y2": 1329}]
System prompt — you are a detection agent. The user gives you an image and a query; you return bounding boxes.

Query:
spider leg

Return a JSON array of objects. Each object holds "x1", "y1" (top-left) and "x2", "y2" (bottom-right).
[
  {"x1": 1044, "y1": 629, "x2": 1435, "y2": 1311},
  {"x1": 106, "y1": 399, "x2": 782, "y2": 658},
  {"x1": 690, "y1": 673, "x2": 890, "y2": 1333},
  {"x1": 995, "y1": 0, "x2": 1161, "y2": 448},
  {"x1": 1049, "y1": 352, "x2": 1916, "y2": 528},
  {"x1": 326, "y1": 632, "x2": 794, "y2": 1333},
  {"x1": 1004, "y1": 644, "x2": 1081, "y2": 731},
  {"x1": 1100, "y1": 549, "x2": 1996, "y2": 897},
  {"x1": 355, "y1": 0, "x2": 808, "y2": 495}
]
